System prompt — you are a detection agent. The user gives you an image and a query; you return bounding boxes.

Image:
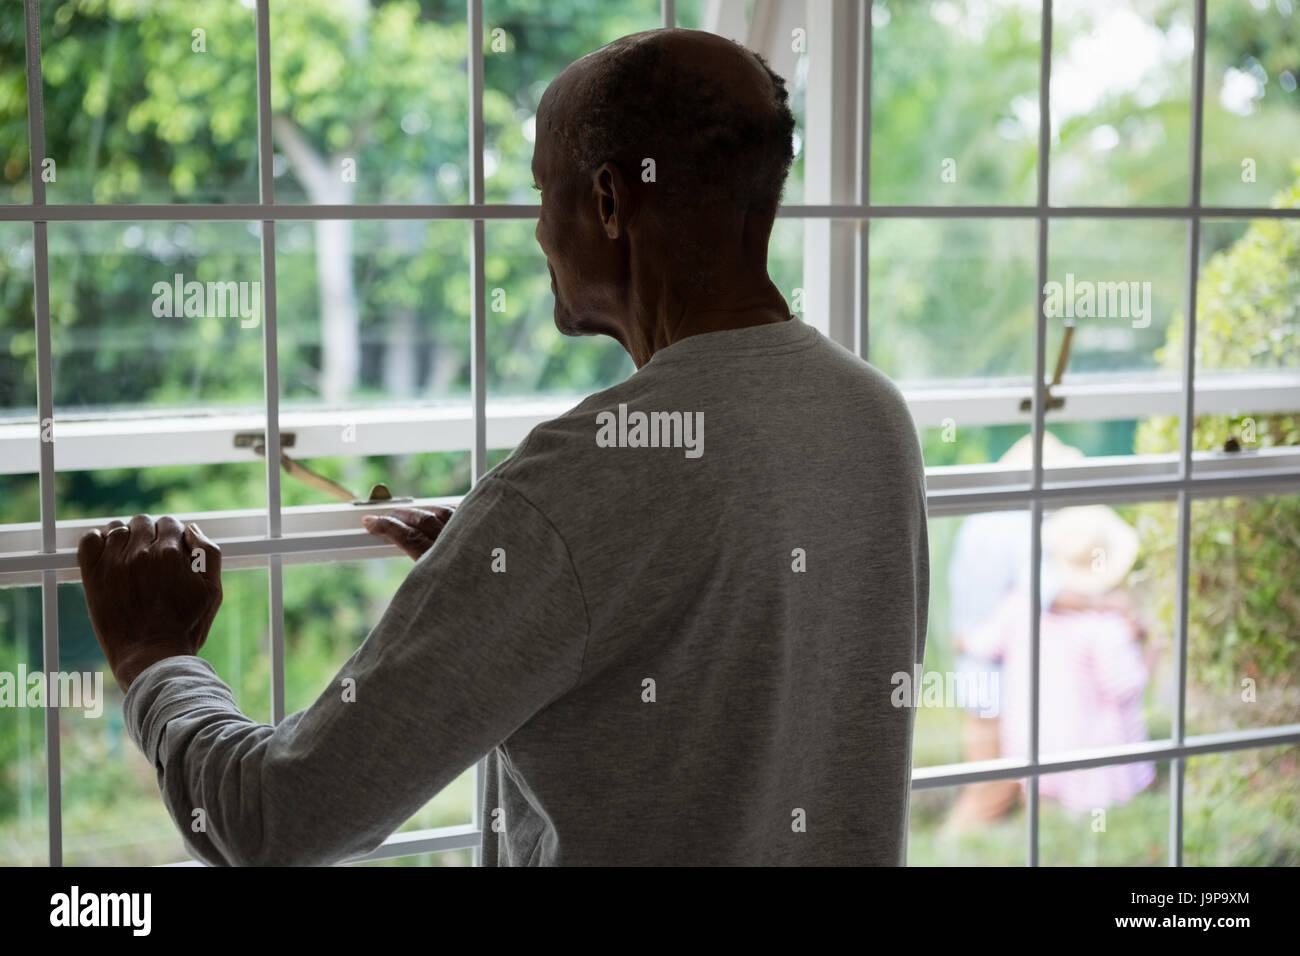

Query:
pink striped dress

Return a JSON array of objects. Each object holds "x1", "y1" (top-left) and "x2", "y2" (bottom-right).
[{"x1": 965, "y1": 591, "x2": 1156, "y2": 812}]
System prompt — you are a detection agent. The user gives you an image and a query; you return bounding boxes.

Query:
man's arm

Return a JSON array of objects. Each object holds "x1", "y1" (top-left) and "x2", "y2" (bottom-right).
[{"x1": 123, "y1": 477, "x2": 588, "y2": 866}]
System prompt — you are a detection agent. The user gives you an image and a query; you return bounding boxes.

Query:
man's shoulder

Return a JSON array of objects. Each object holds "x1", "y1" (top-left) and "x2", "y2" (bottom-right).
[{"x1": 483, "y1": 378, "x2": 645, "y2": 493}]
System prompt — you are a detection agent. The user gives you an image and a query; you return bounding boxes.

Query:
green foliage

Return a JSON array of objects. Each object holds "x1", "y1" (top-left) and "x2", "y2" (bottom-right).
[
  {"x1": 1134, "y1": 177, "x2": 1300, "y2": 731},
  {"x1": 1132, "y1": 179, "x2": 1299, "y2": 866}
]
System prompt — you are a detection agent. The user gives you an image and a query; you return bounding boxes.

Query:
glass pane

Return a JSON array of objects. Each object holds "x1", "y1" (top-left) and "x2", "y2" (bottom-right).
[
  {"x1": 1187, "y1": 219, "x2": 1300, "y2": 469},
  {"x1": 1185, "y1": 745, "x2": 1299, "y2": 866},
  {"x1": 0, "y1": 221, "x2": 39, "y2": 525},
  {"x1": 1201, "y1": 2, "x2": 1300, "y2": 207},
  {"x1": 482, "y1": 0, "x2": 662, "y2": 204},
  {"x1": 59, "y1": 569, "x2": 269, "y2": 865},
  {"x1": 0, "y1": 12, "x2": 30, "y2": 204},
  {"x1": 47, "y1": 221, "x2": 267, "y2": 518},
  {"x1": 352, "y1": 847, "x2": 474, "y2": 867},
  {"x1": 276, "y1": 219, "x2": 472, "y2": 505},
  {"x1": 1186, "y1": 494, "x2": 1300, "y2": 736},
  {"x1": 1038, "y1": 501, "x2": 1175, "y2": 758},
  {"x1": 869, "y1": 218, "x2": 1036, "y2": 468},
  {"x1": 0, "y1": 575, "x2": 47, "y2": 866},
  {"x1": 40, "y1": 0, "x2": 259, "y2": 203},
  {"x1": 870, "y1": 0, "x2": 1040, "y2": 205},
  {"x1": 1039, "y1": 761, "x2": 1168, "y2": 865},
  {"x1": 769, "y1": 217, "x2": 804, "y2": 321},
  {"x1": 1046, "y1": 218, "x2": 1186, "y2": 474},
  {"x1": 908, "y1": 779, "x2": 1027, "y2": 865},
  {"x1": 484, "y1": 218, "x2": 633, "y2": 401},
  {"x1": 270, "y1": 2, "x2": 467, "y2": 205},
  {"x1": 1050, "y1": 0, "x2": 1194, "y2": 206},
  {"x1": 916, "y1": 511, "x2": 1034, "y2": 769},
  {"x1": 283, "y1": 556, "x2": 474, "y2": 833}
]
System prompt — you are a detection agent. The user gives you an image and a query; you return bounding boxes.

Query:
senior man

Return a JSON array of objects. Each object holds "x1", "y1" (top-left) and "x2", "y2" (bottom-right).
[{"x1": 79, "y1": 28, "x2": 928, "y2": 866}]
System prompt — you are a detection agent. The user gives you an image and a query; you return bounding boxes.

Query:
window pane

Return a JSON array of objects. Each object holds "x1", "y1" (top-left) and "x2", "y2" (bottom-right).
[
  {"x1": 1038, "y1": 501, "x2": 1175, "y2": 758},
  {"x1": 484, "y1": 218, "x2": 633, "y2": 400},
  {"x1": 1185, "y1": 745, "x2": 1299, "y2": 866},
  {"x1": 59, "y1": 569, "x2": 269, "y2": 865},
  {"x1": 1050, "y1": 0, "x2": 1193, "y2": 206},
  {"x1": 1046, "y1": 218, "x2": 1186, "y2": 475},
  {"x1": 1186, "y1": 494, "x2": 1300, "y2": 737},
  {"x1": 1038, "y1": 761, "x2": 1168, "y2": 865},
  {"x1": 869, "y1": 218, "x2": 1036, "y2": 468},
  {"x1": 39, "y1": 0, "x2": 259, "y2": 203},
  {"x1": 916, "y1": 511, "x2": 1033, "y2": 769},
  {"x1": 270, "y1": 2, "x2": 468, "y2": 205},
  {"x1": 482, "y1": 0, "x2": 661, "y2": 204},
  {"x1": 283, "y1": 556, "x2": 474, "y2": 833},
  {"x1": 1201, "y1": 3, "x2": 1300, "y2": 207},
  {"x1": 870, "y1": 0, "x2": 1040, "y2": 205},
  {"x1": 0, "y1": 222, "x2": 39, "y2": 525},
  {"x1": 1187, "y1": 219, "x2": 1300, "y2": 469},
  {"x1": 352, "y1": 847, "x2": 474, "y2": 866},
  {"x1": 276, "y1": 219, "x2": 472, "y2": 505},
  {"x1": 770, "y1": 218, "x2": 804, "y2": 321},
  {"x1": 47, "y1": 221, "x2": 267, "y2": 518},
  {"x1": 0, "y1": 575, "x2": 47, "y2": 866},
  {"x1": 908, "y1": 779, "x2": 1027, "y2": 865},
  {"x1": 0, "y1": 12, "x2": 30, "y2": 204}
]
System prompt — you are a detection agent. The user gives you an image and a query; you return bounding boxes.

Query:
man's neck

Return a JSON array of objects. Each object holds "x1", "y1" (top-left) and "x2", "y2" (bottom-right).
[{"x1": 625, "y1": 279, "x2": 792, "y2": 367}]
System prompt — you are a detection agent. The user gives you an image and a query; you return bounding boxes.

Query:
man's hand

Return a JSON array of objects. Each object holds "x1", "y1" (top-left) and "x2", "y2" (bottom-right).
[
  {"x1": 77, "y1": 515, "x2": 223, "y2": 693},
  {"x1": 362, "y1": 506, "x2": 454, "y2": 560}
]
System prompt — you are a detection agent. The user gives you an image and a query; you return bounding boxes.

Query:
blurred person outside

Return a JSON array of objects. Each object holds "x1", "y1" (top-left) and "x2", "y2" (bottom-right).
[
  {"x1": 943, "y1": 431, "x2": 1080, "y2": 831},
  {"x1": 960, "y1": 503, "x2": 1156, "y2": 817}
]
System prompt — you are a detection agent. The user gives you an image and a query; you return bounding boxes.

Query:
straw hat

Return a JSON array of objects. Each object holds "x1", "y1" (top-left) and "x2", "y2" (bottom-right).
[
  {"x1": 1042, "y1": 505, "x2": 1140, "y2": 597},
  {"x1": 998, "y1": 431, "x2": 1084, "y2": 467}
]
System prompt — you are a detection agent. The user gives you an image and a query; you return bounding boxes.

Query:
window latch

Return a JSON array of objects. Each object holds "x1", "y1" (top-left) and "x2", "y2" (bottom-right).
[
  {"x1": 1019, "y1": 323, "x2": 1074, "y2": 413},
  {"x1": 234, "y1": 431, "x2": 413, "y2": 506}
]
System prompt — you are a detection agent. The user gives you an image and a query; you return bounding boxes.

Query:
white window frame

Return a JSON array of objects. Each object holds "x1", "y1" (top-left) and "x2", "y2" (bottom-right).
[{"x1": 6, "y1": 0, "x2": 1299, "y2": 867}]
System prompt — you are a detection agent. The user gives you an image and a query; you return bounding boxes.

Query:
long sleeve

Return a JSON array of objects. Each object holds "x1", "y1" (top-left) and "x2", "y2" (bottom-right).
[{"x1": 123, "y1": 476, "x2": 589, "y2": 866}]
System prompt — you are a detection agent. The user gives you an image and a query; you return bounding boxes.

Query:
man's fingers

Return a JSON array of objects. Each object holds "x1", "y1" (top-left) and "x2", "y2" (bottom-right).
[
  {"x1": 155, "y1": 514, "x2": 185, "y2": 542},
  {"x1": 183, "y1": 522, "x2": 223, "y2": 584},
  {"x1": 77, "y1": 529, "x2": 105, "y2": 575},
  {"x1": 384, "y1": 507, "x2": 452, "y2": 536},
  {"x1": 125, "y1": 513, "x2": 156, "y2": 559},
  {"x1": 101, "y1": 523, "x2": 132, "y2": 561},
  {"x1": 362, "y1": 514, "x2": 433, "y2": 559}
]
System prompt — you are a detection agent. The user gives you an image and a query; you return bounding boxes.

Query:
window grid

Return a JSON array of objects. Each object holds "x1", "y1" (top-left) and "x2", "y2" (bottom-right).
[
  {"x1": 12, "y1": 0, "x2": 1299, "y2": 867},
  {"x1": 1025, "y1": 0, "x2": 1054, "y2": 866}
]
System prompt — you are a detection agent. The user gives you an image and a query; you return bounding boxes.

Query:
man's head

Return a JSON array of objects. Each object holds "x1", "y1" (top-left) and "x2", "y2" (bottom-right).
[{"x1": 532, "y1": 29, "x2": 796, "y2": 363}]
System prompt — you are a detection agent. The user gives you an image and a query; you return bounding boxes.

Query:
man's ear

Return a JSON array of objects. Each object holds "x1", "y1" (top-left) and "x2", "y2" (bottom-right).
[{"x1": 593, "y1": 161, "x2": 633, "y2": 239}]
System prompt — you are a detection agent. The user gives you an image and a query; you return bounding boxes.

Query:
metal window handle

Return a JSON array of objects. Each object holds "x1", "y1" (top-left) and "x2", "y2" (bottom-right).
[
  {"x1": 235, "y1": 431, "x2": 412, "y2": 505},
  {"x1": 1019, "y1": 323, "x2": 1075, "y2": 413}
]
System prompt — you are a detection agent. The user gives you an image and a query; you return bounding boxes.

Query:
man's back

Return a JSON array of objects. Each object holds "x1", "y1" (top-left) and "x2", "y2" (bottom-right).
[
  {"x1": 120, "y1": 316, "x2": 928, "y2": 867},
  {"x1": 480, "y1": 316, "x2": 930, "y2": 865}
]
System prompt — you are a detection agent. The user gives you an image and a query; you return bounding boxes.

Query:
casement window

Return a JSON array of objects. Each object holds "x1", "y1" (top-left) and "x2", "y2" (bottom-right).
[{"x1": 1, "y1": 0, "x2": 1296, "y2": 866}]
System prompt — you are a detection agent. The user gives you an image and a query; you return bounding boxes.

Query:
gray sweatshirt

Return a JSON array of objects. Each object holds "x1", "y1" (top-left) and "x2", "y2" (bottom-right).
[{"x1": 125, "y1": 316, "x2": 930, "y2": 866}]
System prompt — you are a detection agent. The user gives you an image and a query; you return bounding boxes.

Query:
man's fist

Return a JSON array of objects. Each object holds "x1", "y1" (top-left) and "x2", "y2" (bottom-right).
[
  {"x1": 77, "y1": 515, "x2": 223, "y2": 693},
  {"x1": 362, "y1": 507, "x2": 454, "y2": 561}
]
